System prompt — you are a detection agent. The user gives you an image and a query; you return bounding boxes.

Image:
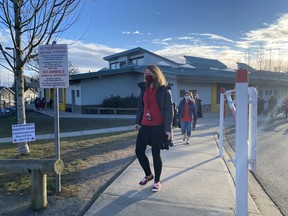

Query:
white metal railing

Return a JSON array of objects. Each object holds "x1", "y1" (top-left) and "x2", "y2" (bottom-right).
[
  {"x1": 218, "y1": 87, "x2": 257, "y2": 172},
  {"x1": 218, "y1": 69, "x2": 258, "y2": 216}
]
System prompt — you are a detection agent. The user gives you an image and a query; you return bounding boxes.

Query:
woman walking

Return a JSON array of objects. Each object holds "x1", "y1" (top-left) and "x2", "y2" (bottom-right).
[
  {"x1": 177, "y1": 91, "x2": 197, "y2": 144},
  {"x1": 134, "y1": 64, "x2": 173, "y2": 192}
]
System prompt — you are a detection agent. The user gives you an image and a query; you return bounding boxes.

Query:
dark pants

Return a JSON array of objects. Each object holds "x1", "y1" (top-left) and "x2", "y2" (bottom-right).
[
  {"x1": 192, "y1": 120, "x2": 196, "y2": 129},
  {"x1": 135, "y1": 124, "x2": 165, "y2": 183}
]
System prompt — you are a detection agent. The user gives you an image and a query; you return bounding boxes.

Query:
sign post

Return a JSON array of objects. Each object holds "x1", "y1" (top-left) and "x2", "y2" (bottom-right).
[{"x1": 38, "y1": 42, "x2": 68, "y2": 192}]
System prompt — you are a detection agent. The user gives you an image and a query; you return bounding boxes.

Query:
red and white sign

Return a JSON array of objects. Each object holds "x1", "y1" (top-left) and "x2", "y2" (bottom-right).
[{"x1": 39, "y1": 44, "x2": 69, "y2": 88}]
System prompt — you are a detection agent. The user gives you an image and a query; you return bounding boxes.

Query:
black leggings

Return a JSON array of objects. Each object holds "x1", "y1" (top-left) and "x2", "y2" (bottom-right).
[{"x1": 135, "y1": 124, "x2": 165, "y2": 183}]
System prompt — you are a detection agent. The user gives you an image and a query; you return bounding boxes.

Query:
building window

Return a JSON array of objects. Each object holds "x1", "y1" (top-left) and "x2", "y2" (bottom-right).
[
  {"x1": 180, "y1": 89, "x2": 197, "y2": 98},
  {"x1": 110, "y1": 62, "x2": 119, "y2": 69},
  {"x1": 259, "y1": 90, "x2": 263, "y2": 98},
  {"x1": 77, "y1": 90, "x2": 80, "y2": 97},
  {"x1": 131, "y1": 57, "x2": 144, "y2": 65},
  {"x1": 120, "y1": 61, "x2": 126, "y2": 67}
]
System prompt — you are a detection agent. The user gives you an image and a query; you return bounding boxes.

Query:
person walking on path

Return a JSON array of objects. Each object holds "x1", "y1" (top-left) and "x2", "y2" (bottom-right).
[
  {"x1": 177, "y1": 91, "x2": 197, "y2": 144},
  {"x1": 134, "y1": 64, "x2": 173, "y2": 192},
  {"x1": 193, "y1": 93, "x2": 202, "y2": 130}
]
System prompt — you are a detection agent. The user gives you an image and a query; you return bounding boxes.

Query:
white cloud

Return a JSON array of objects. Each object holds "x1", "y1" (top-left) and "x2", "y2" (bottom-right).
[
  {"x1": 155, "y1": 44, "x2": 244, "y2": 69},
  {"x1": 152, "y1": 39, "x2": 170, "y2": 46},
  {"x1": 177, "y1": 36, "x2": 195, "y2": 41},
  {"x1": 235, "y1": 13, "x2": 288, "y2": 66},
  {"x1": 198, "y1": 33, "x2": 234, "y2": 43},
  {"x1": 132, "y1": 30, "x2": 143, "y2": 35},
  {"x1": 244, "y1": 14, "x2": 288, "y2": 44},
  {"x1": 64, "y1": 40, "x2": 123, "y2": 72},
  {"x1": 0, "y1": 29, "x2": 11, "y2": 44}
]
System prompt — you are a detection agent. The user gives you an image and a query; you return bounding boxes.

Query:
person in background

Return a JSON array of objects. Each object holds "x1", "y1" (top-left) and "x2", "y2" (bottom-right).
[
  {"x1": 282, "y1": 97, "x2": 288, "y2": 118},
  {"x1": 134, "y1": 64, "x2": 173, "y2": 192},
  {"x1": 49, "y1": 98, "x2": 53, "y2": 109},
  {"x1": 172, "y1": 102, "x2": 178, "y2": 127},
  {"x1": 177, "y1": 91, "x2": 197, "y2": 144},
  {"x1": 268, "y1": 95, "x2": 277, "y2": 118},
  {"x1": 193, "y1": 93, "x2": 202, "y2": 130}
]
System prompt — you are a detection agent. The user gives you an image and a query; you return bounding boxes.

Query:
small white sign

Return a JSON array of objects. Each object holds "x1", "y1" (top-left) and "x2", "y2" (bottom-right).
[
  {"x1": 12, "y1": 123, "x2": 36, "y2": 143},
  {"x1": 39, "y1": 44, "x2": 69, "y2": 88}
]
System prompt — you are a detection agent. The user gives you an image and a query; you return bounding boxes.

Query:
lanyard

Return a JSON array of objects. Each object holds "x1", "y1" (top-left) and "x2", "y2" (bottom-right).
[{"x1": 146, "y1": 88, "x2": 154, "y2": 113}]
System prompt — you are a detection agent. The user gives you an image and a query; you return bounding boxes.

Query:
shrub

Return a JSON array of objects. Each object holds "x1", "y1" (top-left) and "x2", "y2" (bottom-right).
[{"x1": 102, "y1": 93, "x2": 137, "y2": 108}]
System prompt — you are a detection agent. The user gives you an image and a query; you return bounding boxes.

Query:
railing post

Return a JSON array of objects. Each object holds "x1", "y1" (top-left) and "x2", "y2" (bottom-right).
[
  {"x1": 235, "y1": 69, "x2": 249, "y2": 216},
  {"x1": 248, "y1": 87, "x2": 257, "y2": 172},
  {"x1": 219, "y1": 88, "x2": 225, "y2": 157}
]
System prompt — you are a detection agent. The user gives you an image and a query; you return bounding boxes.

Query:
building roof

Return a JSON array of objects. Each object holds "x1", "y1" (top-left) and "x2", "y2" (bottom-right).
[
  {"x1": 236, "y1": 62, "x2": 257, "y2": 72},
  {"x1": 184, "y1": 56, "x2": 227, "y2": 70},
  {"x1": 70, "y1": 47, "x2": 288, "y2": 85},
  {"x1": 0, "y1": 86, "x2": 14, "y2": 94},
  {"x1": 103, "y1": 47, "x2": 180, "y2": 67}
]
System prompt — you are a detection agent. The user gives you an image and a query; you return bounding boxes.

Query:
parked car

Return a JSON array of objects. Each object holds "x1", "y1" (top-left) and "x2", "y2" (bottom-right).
[{"x1": 0, "y1": 107, "x2": 11, "y2": 114}]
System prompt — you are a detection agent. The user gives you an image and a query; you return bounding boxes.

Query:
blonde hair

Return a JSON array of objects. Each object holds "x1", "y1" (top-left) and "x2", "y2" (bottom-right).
[
  {"x1": 144, "y1": 64, "x2": 167, "y2": 87},
  {"x1": 189, "y1": 92, "x2": 195, "y2": 103}
]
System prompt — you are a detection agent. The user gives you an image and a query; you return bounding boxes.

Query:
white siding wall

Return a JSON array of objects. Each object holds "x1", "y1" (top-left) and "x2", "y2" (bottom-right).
[
  {"x1": 80, "y1": 74, "x2": 141, "y2": 105},
  {"x1": 166, "y1": 77, "x2": 178, "y2": 104},
  {"x1": 66, "y1": 84, "x2": 81, "y2": 105},
  {"x1": 176, "y1": 82, "x2": 212, "y2": 105}
]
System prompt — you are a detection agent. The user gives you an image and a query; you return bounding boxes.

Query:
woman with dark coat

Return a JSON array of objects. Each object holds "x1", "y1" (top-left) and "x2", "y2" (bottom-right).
[
  {"x1": 134, "y1": 64, "x2": 173, "y2": 192},
  {"x1": 177, "y1": 91, "x2": 197, "y2": 144}
]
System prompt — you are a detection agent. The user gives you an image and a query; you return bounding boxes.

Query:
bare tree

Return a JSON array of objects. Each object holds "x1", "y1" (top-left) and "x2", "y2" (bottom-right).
[
  {"x1": 256, "y1": 41, "x2": 265, "y2": 71},
  {"x1": 68, "y1": 61, "x2": 79, "y2": 75},
  {"x1": 0, "y1": 0, "x2": 81, "y2": 155}
]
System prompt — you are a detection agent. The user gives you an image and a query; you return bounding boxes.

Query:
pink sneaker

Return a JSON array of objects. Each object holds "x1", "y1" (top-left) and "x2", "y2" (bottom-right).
[
  {"x1": 139, "y1": 175, "x2": 154, "y2": 185},
  {"x1": 152, "y1": 182, "x2": 161, "y2": 192}
]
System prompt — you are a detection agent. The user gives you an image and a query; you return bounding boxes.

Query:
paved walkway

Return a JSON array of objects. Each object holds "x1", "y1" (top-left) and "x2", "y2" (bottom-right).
[
  {"x1": 0, "y1": 109, "x2": 282, "y2": 215},
  {"x1": 83, "y1": 117, "x2": 262, "y2": 216}
]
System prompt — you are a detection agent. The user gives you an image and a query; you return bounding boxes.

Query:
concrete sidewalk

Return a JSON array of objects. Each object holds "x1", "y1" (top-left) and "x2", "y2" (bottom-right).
[{"x1": 83, "y1": 118, "x2": 261, "y2": 216}]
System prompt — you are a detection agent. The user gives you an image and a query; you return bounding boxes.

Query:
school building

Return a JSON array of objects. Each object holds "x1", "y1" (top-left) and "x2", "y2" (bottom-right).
[{"x1": 38, "y1": 47, "x2": 288, "y2": 115}]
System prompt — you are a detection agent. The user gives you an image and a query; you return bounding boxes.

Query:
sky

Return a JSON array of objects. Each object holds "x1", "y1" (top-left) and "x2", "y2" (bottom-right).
[{"x1": 1, "y1": 0, "x2": 288, "y2": 84}]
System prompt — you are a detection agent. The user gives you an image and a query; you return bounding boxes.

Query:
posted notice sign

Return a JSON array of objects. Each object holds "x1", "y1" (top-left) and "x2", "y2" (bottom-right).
[
  {"x1": 39, "y1": 44, "x2": 69, "y2": 88},
  {"x1": 12, "y1": 123, "x2": 36, "y2": 143}
]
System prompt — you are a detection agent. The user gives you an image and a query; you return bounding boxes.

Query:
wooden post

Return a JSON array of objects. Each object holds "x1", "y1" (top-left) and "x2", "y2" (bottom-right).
[
  {"x1": 0, "y1": 159, "x2": 64, "y2": 210},
  {"x1": 31, "y1": 170, "x2": 47, "y2": 210}
]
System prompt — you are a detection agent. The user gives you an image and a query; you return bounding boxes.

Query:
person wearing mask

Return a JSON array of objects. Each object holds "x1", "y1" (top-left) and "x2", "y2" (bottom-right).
[
  {"x1": 134, "y1": 64, "x2": 173, "y2": 192},
  {"x1": 177, "y1": 91, "x2": 197, "y2": 144}
]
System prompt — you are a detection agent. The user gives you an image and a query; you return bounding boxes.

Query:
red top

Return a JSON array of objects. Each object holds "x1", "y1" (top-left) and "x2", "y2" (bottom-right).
[
  {"x1": 141, "y1": 88, "x2": 164, "y2": 126},
  {"x1": 181, "y1": 101, "x2": 192, "y2": 122}
]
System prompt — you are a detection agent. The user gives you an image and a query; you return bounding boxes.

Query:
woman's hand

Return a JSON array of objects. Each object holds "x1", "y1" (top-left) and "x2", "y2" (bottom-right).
[
  {"x1": 165, "y1": 132, "x2": 172, "y2": 140},
  {"x1": 134, "y1": 124, "x2": 140, "y2": 131}
]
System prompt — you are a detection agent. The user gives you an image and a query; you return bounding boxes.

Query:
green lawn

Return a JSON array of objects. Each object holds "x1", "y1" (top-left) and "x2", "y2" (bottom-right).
[
  {"x1": 0, "y1": 110, "x2": 137, "y2": 195},
  {"x1": 0, "y1": 111, "x2": 135, "y2": 138}
]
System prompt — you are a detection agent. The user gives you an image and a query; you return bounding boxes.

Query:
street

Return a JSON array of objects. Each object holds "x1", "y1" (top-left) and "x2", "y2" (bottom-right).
[{"x1": 225, "y1": 113, "x2": 288, "y2": 216}]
